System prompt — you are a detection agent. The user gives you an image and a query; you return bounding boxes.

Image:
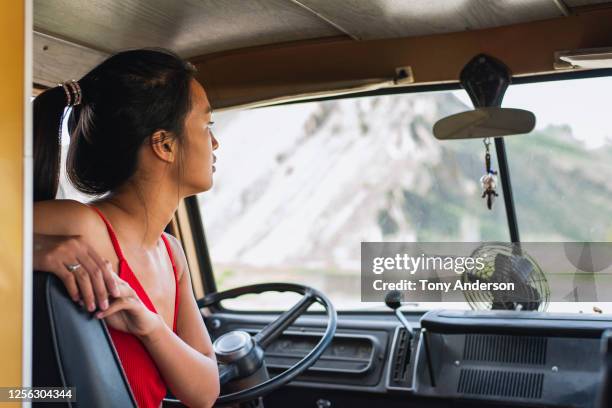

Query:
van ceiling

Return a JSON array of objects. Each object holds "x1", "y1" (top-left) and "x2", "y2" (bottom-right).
[
  {"x1": 33, "y1": 0, "x2": 612, "y2": 106},
  {"x1": 34, "y1": 0, "x2": 610, "y2": 58}
]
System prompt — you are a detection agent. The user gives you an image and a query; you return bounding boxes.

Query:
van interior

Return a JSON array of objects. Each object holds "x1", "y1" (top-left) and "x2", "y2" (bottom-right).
[{"x1": 30, "y1": 1, "x2": 612, "y2": 407}]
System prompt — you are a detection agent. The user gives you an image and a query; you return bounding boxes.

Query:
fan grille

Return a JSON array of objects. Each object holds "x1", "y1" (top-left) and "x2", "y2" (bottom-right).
[{"x1": 463, "y1": 243, "x2": 549, "y2": 311}]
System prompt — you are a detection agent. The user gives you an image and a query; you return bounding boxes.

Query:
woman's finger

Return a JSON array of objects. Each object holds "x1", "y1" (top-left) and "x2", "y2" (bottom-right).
[
  {"x1": 111, "y1": 273, "x2": 137, "y2": 298},
  {"x1": 76, "y1": 254, "x2": 109, "y2": 311},
  {"x1": 57, "y1": 268, "x2": 80, "y2": 302},
  {"x1": 95, "y1": 296, "x2": 131, "y2": 319},
  {"x1": 89, "y1": 249, "x2": 120, "y2": 298},
  {"x1": 69, "y1": 262, "x2": 97, "y2": 312}
]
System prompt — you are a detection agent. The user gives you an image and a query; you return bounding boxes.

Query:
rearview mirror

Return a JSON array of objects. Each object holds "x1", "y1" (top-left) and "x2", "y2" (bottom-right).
[
  {"x1": 433, "y1": 107, "x2": 535, "y2": 140},
  {"x1": 433, "y1": 54, "x2": 536, "y2": 140}
]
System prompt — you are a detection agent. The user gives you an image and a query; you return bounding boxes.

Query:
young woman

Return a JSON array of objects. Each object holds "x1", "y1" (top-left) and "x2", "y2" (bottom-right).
[{"x1": 33, "y1": 48, "x2": 220, "y2": 408}]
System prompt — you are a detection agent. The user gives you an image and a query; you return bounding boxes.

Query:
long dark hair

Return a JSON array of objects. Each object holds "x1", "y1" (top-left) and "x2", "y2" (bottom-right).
[{"x1": 33, "y1": 48, "x2": 197, "y2": 201}]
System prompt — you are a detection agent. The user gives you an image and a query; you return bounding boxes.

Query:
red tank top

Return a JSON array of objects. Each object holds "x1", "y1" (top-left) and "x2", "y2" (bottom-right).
[{"x1": 91, "y1": 206, "x2": 179, "y2": 408}]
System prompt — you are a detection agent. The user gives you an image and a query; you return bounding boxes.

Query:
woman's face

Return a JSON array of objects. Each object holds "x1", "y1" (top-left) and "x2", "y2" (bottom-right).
[{"x1": 178, "y1": 79, "x2": 219, "y2": 195}]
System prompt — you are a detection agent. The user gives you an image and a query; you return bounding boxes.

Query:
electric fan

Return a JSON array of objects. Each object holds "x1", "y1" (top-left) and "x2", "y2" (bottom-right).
[{"x1": 462, "y1": 243, "x2": 550, "y2": 311}]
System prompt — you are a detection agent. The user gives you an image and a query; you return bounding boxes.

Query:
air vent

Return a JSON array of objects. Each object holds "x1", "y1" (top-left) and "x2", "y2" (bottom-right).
[
  {"x1": 463, "y1": 334, "x2": 547, "y2": 365},
  {"x1": 390, "y1": 328, "x2": 411, "y2": 385},
  {"x1": 457, "y1": 369, "x2": 544, "y2": 399}
]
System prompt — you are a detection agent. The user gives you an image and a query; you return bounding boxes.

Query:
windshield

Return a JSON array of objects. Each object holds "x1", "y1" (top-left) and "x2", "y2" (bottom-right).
[
  {"x1": 502, "y1": 78, "x2": 612, "y2": 241},
  {"x1": 197, "y1": 75, "x2": 612, "y2": 313}
]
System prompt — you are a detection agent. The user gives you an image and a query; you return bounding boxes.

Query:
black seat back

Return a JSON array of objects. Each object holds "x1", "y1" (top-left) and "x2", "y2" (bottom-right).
[
  {"x1": 32, "y1": 271, "x2": 136, "y2": 408},
  {"x1": 597, "y1": 329, "x2": 612, "y2": 408}
]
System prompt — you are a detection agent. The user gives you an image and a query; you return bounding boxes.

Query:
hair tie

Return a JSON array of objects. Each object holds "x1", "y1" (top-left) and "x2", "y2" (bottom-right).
[
  {"x1": 57, "y1": 80, "x2": 82, "y2": 142},
  {"x1": 58, "y1": 79, "x2": 82, "y2": 107}
]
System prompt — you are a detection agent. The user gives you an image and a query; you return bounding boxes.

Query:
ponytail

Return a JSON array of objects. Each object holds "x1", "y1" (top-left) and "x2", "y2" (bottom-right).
[
  {"x1": 33, "y1": 48, "x2": 196, "y2": 200},
  {"x1": 33, "y1": 86, "x2": 66, "y2": 202}
]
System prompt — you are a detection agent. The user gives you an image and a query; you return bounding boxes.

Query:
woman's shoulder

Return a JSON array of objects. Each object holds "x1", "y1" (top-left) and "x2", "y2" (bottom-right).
[
  {"x1": 34, "y1": 199, "x2": 105, "y2": 236},
  {"x1": 162, "y1": 232, "x2": 187, "y2": 281}
]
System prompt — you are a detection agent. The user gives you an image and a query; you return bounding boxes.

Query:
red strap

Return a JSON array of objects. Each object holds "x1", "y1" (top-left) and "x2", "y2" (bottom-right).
[
  {"x1": 161, "y1": 234, "x2": 180, "y2": 333},
  {"x1": 90, "y1": 205, "x2": 180, "y2": 333},
  {"x1": 89, "y1": 205, "x2": 126, "y2": 262}
]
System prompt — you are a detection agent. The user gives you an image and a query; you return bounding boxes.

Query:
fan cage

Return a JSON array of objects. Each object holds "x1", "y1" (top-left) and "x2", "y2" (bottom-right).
[{"x1": 462, "y1": 242, "x2": 550, "y2": 311}]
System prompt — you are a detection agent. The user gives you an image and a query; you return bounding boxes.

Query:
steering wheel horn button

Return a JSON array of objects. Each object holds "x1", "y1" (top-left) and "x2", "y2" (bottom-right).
[
  {"x1": 214, "y1": 330, "x2": 254, "y2": 363},
  {"x1": 200, "y1": 282, "x2": 337, "y2": 405}
]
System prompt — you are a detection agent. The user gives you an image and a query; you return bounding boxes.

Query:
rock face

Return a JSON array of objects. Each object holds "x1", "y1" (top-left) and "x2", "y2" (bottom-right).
[
  {"x1": 55, "y1": 90, "x2": 612, "y2": 280},
  {"x1": 200, "y1": 91, "x2": 612, "y2": 274}
]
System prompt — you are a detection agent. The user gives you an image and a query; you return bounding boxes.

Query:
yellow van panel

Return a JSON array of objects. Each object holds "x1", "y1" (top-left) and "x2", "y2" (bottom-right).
[{"x1": 0, "y1": 0, "x2": 25, "y2": 403}]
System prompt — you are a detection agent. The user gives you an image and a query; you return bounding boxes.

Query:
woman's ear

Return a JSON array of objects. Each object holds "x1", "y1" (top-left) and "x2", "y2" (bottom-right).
[{"x1": 150, "y1": 130, "x2": 176, "y2": 163}]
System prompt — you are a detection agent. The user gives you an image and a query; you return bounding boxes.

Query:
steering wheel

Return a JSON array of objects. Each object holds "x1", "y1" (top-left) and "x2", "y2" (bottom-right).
[{"x1": 196, "y1": 283, "x2": 337, "y2": 406}]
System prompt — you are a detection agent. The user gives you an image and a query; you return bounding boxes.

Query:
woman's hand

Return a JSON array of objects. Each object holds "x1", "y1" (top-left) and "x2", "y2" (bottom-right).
[
  {"x1": 95, "y1": 274, "x2": 164, "y2": 339},
  {"x1": 33, "y1": 233, "x2": 120, "y2": 312}
]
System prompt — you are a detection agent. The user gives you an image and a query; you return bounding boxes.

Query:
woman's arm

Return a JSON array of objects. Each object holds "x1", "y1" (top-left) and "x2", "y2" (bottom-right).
[
  {"x1": 95, "y1": 233, "x2": 220, "y2": 406},
  {"x1": 33, "y1": 200, "x2": 119, "y2": 312},
  {"x1": 138, "y1": 234, "x2": 219, "y2": 407},
  {"x1": 34, "y1": 199, "x2": 97, "y2": 235}
]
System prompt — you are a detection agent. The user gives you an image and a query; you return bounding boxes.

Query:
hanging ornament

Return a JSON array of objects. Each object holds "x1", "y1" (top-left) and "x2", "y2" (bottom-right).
[{"x1": 480, "y1": 137, "x2": 498, "y2": 210}]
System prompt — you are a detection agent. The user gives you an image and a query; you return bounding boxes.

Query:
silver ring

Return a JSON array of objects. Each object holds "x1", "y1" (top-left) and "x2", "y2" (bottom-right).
[{"x1": 66, "y1": 263, "x2": 82, "y2": 272}]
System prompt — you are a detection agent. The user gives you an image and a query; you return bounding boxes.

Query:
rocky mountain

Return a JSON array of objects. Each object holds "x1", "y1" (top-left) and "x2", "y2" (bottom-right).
[{"x1": 201, "y1": 91, "x2": 612, "y2": 280}]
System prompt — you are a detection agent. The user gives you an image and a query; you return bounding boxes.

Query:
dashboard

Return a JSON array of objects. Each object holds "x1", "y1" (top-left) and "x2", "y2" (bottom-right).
[
  {"x1": 414, "y1": 310, "x2": 609, "y2": 407},
  {"x1": 206, "y1": 309, "x2": 612, "y2": 408}
]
